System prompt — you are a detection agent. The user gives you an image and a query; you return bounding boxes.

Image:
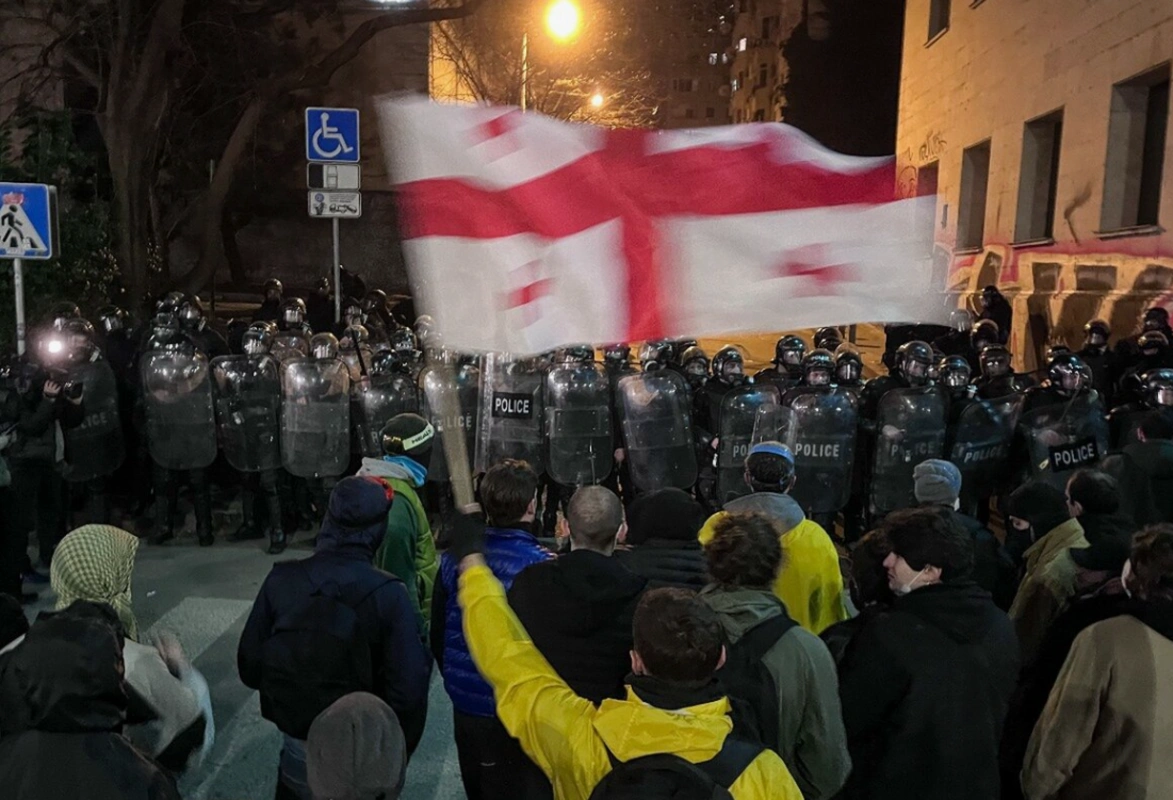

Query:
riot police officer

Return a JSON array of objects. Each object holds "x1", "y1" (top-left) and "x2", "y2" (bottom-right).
[
  {"x1": 813, "y1": 327, "x2": 842, "y2": 352},
  {"x1": 1022, "y1": 352, "x2": 1093, "y2": 414},
  {"x1": 969, "y1": 319, "x2": 1001, "y2": 371},
  {"x1": 1118, "y1": 331, "x2": 1173, "y2": 403},
  {"x1": 179, "y1": 296, "x2": 229, "y2": 359},
  {"x1": 859, "y1": 340, "x2": 934, "y2": 421},
  {"x1": 974, "y1": 344, "x2": 1034, "y2": 400},
  {"x1": 933, "y1": 309, "x2": 977, "y2": 360},
  {"x1": 307, "y1": 276, "x2": 334, "y2": 334},
  {"x1": 253, "y1": 278, "x2": 283, "y2": 323},
  {"x1": 978, "y1": 285, "x2": 1012, "y2": 343},
  {"x1": 278, "y1": 297, "x2": 312, "y2": 337},
  {"x1": 679, "y1": 345, "x2": 710, "y2": 395},
  {"x1": 639, "y1": 340, "x2": 674, "y2": 372},
  {"x1": 834, "y1": 344, "x2": 864, "y2": 390},
  {"x1": 1078, "y1": 319, "x2": 1116, "y2": 403},
  {"x1": 755, "y1": 335, "x2": 805, "y2": 390},
  {"x1": 696, "y1": 346, "x2": 749, "y2": 434},
  {"x1": 140, "y1": 331, "x2": 217, "y2": 546},
  {"x1": 214, "y1": 324, "x2": 286, "y2": 553},
  {"x1": 602, "y1": 343, "x2": 633, "y2": 377},
  {"x1": 939, "y1": 355, "x2": 975, "y2": 416},
  {"x1": 800, "y1": 349, "x2": 835, "y2": 388},
  {"x1": 362, "y1": 289, "x2": 396, "y2": 342},
  {"x1": 1108, "y1": 368, "x2": 1173, "y2": 448}
]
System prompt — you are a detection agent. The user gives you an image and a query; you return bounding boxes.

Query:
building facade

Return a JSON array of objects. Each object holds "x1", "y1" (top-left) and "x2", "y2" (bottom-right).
[{"x1": 898, "y1": 0, "x2": 1173, "y2": 369}]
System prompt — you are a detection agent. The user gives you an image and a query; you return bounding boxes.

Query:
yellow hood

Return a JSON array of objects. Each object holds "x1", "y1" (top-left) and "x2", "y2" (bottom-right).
[{"x1": 593, "y1": 688, "x2": 735, "y2": 764}]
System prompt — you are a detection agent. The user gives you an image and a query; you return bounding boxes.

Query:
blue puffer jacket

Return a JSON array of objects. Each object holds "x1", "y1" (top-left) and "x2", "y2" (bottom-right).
[{"x1": 438, "y1": 526, "x2": 551, "y2": 717}]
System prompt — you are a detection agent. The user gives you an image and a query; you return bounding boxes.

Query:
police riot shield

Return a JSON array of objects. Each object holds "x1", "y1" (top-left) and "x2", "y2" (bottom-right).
[
  {"x1": 420, "y1": 362, "x2": 480, "y2": 483},
  {"x1": 716, "y1": 384, "x2": 782, "y2": 506},
  {"x1": 354, "y1": 374, "x2": 420, "y2": 458},
  {"x1": 141, "y1": 350, "x2": 218, "y2": 471},
  {"x1": 475, "y1": 354, "x2": 545, "y2": 474},
  {"x1": 340, "y1": 346, "x2": 374, "y2": 385},
  {"x1": 62, "y1": 359, "x2": 125, "y2": 482},
  {"x1": 617, "y1": 371, "x2": 697, "y2": 493},
  {"x1": 870, "y1": 387, "x2": 947, "y2": 518},
  {"x1": 280, "y1": 358, "x2": 351, "y2": 478},
  {"x1": 270, "y1": 332, "x2": 309, "y2": 365},
  {"x1": 545, "y1": 363, "x2": 613, "y2": 486},
  {"x1": 211, "y1": 354, "x2": 282, "y2": 473},
  {"x1": 1018, "y1": 393, "x2": 1110, "y2": 490},
  {"x1": 948, "y1": 395, "x2": 1020, "y2": 497},
  {"x1": 780, "y1": 387, "x2": 858, "y2": 515}
]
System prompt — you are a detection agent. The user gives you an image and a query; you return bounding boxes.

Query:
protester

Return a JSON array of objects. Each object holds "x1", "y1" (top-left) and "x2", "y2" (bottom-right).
[
  {"x1": 0, "y1": 594, "x2": 27, "y2": 649},
  {"x1": 615, "y1": 487, "x2": 709, "y2": 590},
  {"x1": 508, "y1": 485, "x2": 647, "y2": 705},
  {"x1": 1021, "y1": 525, "x2": 1173, "y2": 800},
  {"x1": 1064, "y1": 468, "x2": 1134, "y2": 546},
  {"x1": 1123, "y1": 412, "x2": 1173, "y2": 521},
  {"x1": 1006, "y1": 481, "x2": 1089, "y2": 665},
  {"x1": 306, "y1": 692, "x2": 406, "y2": 800},
  {"x1": 701, "y1": 513, "x2": 851, "y2": 800},
  {"x1": 237, "y1": 476, "x2": 431, "y2": 800},
  {"x1": 836, "y1": 507, "x2": 1019, "y2": 800},
  {"x1": 357, "y1": 413, "x2": 439, "y2": 628},
  {"x1": 0, "y1": 601, "x2": 182, "y2": 800},
  {"x1": 820, "y1": 530, "x2": 895, "y2": 666},
  {"x1": 448, "y1": 510, "x2": 803, "y2": 800},
  {"x1": 45, "y1": 524, "x2": 213, "y2": 771},
  {"x1": 913, "y1": 459, "x2": 1017, "y2": 609},
  {"x1": 1000, "y1": 533, "x2": 1133, "y2": 800},
  {"x1": 699, "y1": 442, "x2": 847, "y2": 633},
  {"x1": 431, "y1": 459, "x2": 552, "y2": 800}
]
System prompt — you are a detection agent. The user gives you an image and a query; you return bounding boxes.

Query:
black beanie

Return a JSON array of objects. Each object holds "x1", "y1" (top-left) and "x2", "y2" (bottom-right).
[
  {"x1": 1007, "y1": 481, "x2": 1070, "y2": 540},
  {"x1": 381, "y1": 413, "x2": 434, "y2": 459}
]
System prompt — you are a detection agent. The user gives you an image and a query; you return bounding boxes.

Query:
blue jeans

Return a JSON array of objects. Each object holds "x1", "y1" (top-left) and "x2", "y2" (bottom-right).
[{"x1": 276, "y1": 736, "x2": 309, "y2": 800}]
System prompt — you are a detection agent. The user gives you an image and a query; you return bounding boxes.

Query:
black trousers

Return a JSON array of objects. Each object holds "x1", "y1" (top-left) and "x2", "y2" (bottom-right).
[
  {"x1": 452, "y1": 710, "x2": 551, "y2": 800},
  {"x1": 0, "y1": 487, "x2": 23, "y2": 601},
  {"x1": 152, "y1": 464, "x2": 212, "y2": 536},
  {"x1": 241, "y1": 469, "x2": 282, "y2": 533},
  {"x1": 10, "y1": 461, "x2": 65, "y2": 567}
]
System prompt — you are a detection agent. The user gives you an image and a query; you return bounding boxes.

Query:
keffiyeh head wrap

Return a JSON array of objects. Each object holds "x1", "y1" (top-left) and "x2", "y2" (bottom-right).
[{"x1": 51, "y1": 525, "x2": 140, "y2": 640}]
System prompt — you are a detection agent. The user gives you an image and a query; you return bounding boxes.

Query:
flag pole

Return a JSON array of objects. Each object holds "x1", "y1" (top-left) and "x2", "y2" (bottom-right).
[{"x1": 427, "y1": 351, "x2": 477, "y2": 511}]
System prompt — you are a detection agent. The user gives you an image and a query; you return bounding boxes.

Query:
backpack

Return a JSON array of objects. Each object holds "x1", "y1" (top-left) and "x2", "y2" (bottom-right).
[
  {"x1": 259, "y1": 563, "x2": 391, "y2": 739},
  {"x1": 588, "y1": 735, "x2": 764, "y2": 800},
  {"x1": 717, "y1": 610, "x2": 797, "y2": 749}
]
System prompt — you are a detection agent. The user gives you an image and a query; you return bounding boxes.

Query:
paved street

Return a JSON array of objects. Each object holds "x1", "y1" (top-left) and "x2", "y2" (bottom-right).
[{"x1": 25, "y1": 533, "x2": 464, "y2": 800}]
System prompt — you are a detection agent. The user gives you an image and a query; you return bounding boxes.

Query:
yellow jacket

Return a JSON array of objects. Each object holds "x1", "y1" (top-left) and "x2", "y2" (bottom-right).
[
  {"x1": 700, "y1": 504, "x2": 848, "y2": 634},
  {"x1": 458, "y1": 564, "x2": 803, "y2": 800}
]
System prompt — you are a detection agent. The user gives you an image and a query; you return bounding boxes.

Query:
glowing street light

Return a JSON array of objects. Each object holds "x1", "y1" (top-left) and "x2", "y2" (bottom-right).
[
  {"x1": 590, "y1": 92, "x2": 605, "y2": 108},
  {"x1": 545, "y1": 0, "x2": 582, "y2": 42}
]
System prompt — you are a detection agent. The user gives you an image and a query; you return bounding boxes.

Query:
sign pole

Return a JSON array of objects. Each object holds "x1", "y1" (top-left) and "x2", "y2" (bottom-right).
[
  {"x1": 13, "y1": 257, "x2": 25, "y2": 355},
  {"x1": 333, "y1": 217, "x2": 342, "y2": 324}
]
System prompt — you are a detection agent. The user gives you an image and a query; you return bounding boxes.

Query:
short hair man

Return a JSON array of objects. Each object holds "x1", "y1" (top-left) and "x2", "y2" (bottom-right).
[
  {"x1": 836, "y1": 508, "x2": 1019, "y2": 800},
  {"x1": 701, "y1": 513, "x2": 851, "y2": 800},
  {"x1": 699, "y1": 442, "x2": 847, "y2": 633},
  {"x1": 432, "y1": 459, "x2": 552, "y2": 800},
  {"x1": 509, "y1": 486, "x2": 646, "y2": 705},
  {"x1": 450, "y1": 501, "x2": 804, "y2": 798}
]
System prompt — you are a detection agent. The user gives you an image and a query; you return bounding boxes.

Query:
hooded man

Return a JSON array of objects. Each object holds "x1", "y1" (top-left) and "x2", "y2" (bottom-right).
[
  {"x1": 307, "y1": 692, "x2": 406, "y2": 800},
  {"x1": 357, "y1": 413, "x2": 440, "y2": 629},
  {"x1": 237, "y1": 476, "x2": 432, "y2": 798},
  {"x1": 699, "y1": 442, "x2": 847, "y2": 634}
]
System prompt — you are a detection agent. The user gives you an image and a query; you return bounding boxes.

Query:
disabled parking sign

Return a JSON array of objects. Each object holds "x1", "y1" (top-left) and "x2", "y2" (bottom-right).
[{"x1": 305, "y1": 107, "x2": 360, "y2": 163}]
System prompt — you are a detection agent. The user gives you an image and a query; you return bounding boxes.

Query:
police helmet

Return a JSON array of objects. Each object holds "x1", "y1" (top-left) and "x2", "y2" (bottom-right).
[
  {"x1": 680, "y1": 345, "x2": 710, "y2": 378},
  {"x1": 949, "y1": 308, "x2": 976, "y2": 333},
  {"x1": 712, "y1": 346, "x2": 746, "y2": 383},
  {"x1": 1139, "y1": 331, "x2": 1169, "y2": 356},
  {"x1": 971, "y1": 319, "x2": 1000, "y2": 350},
  {"x1": 281, "y1": 297, "x2": 307, "y2": 325},
  {"x1": 813, "y1": 328, "x2": 842, "y2": 351},
  {"x1": 310, "y1": 332, "x2": 340, "y2": 360},
  {"x1": 1048, "y1": 353, "x2": 1087, "y2": 394},
  {"x1": 603, "y1": 343, "x2": 631, "y2": 367},
  {"x1": 390, "y1": 328, "x2": 420, "y2": 355},
  {"x1": 1144, "y1": 369, "x2": 1173, "y2": 408},
  {"x1": 897, "y1": 340, "x2": 934, "y2": 384},
  {"x1": 263, "y1": 278, "x2": 284, "y2": 299},
  {"x1": 775, "y1": 335, "x2": 807, "y2": 368},
  {"x1": 979, "y1": 344, "x2": 1011, "y2": 378},
  {"x1": 341, "y1": 324, "x2": 370, "y2": 348},
  {"x1": 1084, "y1": 319, "x2": 1110, "y2": 347},
  {"x1": 939, "y1": 355, "x2": 972, "y2": 389},
  {"x1": 834, "y1": 344, "x2": 863, "y2": 383},
  {"x1": 640, "y1": 340, "x2": 673, "y2": 372},
  {"x1": 362, "y1": 290, "x2": 388, "y2": 314},
  {"x1": 97, "y1": 306, "x2": 128, "y2": 335},
  {"x1": 241, "y1": 324, "x2": 273, "y2": 355},
  {"x1": 156, "y1": 291, "x2": 186, "y2": 316},
  {"x1": 803, "y1": 348, "x2": 835, "y2": 387},
  {"x1": 559, "y1": 345, "x2": 595, "y2": 365}
]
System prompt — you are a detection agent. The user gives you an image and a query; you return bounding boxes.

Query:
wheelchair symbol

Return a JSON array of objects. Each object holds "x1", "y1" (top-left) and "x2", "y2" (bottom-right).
[{"x1": 312, "y1": 112, "x2": 354, "y2": 159}]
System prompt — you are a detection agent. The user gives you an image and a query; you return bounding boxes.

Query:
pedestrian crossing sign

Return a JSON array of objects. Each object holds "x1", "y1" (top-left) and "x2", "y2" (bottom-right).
[{"x1": 0, "y1": 182, "x2": 56, "y2": 260}]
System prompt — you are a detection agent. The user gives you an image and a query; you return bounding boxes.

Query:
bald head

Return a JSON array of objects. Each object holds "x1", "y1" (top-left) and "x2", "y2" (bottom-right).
[{"x1": 567, "y1": 486, "x2": 625, "y2": 554}]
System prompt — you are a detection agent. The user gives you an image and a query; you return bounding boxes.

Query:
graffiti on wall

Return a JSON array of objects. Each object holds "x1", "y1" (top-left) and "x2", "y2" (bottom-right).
[{"x1": 897, "y1": 129, "x2": 947, "y2": 199}]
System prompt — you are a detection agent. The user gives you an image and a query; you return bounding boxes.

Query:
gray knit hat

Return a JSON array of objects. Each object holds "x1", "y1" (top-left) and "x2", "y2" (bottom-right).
[
  {"x1": 307, "y1": 692, "x2": 406, "y2": 800},
  {"x1": 913, "y1": 459, "x2": 962, "y2": 506}
]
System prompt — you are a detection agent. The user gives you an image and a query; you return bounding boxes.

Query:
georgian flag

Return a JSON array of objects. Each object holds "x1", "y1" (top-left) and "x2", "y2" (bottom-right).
[{"x1": 378, "y1": 95, "x2": 942, "y2": 355}]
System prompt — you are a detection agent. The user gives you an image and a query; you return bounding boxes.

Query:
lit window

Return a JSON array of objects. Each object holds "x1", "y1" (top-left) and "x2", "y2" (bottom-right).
[
  {"x1": 738, "y1": 37, "x2": 748, "y2": 51},
  {"x1": 709, "y1": 52, "x2": 719, "y2": 65},
  {"x1": 732, "y1": 78, "x2": 740, "y2": 91}
]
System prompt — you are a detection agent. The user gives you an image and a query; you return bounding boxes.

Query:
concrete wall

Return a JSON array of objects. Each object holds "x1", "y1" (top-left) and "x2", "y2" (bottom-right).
[{"x1": 897, "y1": 0, "x2": 1173, "y2": 368}]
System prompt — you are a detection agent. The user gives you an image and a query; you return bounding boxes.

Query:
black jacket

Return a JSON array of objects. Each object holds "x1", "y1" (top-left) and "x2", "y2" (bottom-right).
[
  {"x1": 836, "y1": 581, "x2": 1019, "y2": 800},
  {"x1": 6, "y1": 385, "x2": 84, "y2": 465},
  {"x1": 0, "y1": 604, "x2": 180, "y2": 800},
  {"x1": 949, "y1": 509, "x2": 1018, "y2": 611},
  {"x1": 1124, "y1": 439, "x2": 1173, "y2": 521},
  {"x1": 237, "y1": 534, "x2": 432, "y2": 750},
  {"x1": 507, "y1": 549, "x2": 647, "y2": 704},
  {"x1": 1075, "y1": 509, "x2": 1135, "y2": 548},
  {"x1": 615, "y1": 539, "x2": 709, "y2": 591}
]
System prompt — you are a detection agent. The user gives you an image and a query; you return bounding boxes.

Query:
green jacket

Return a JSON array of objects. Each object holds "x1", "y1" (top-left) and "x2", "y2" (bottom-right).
[
  {"x1": 1009, "y1": 517, "x2": 1088, "y2": 666},
  {"x1": 359, "y1": 459, "x2": 438, "y2": 629},
  {"x1": 701, "y1": 587, "x2": 851, "y2": 800}
]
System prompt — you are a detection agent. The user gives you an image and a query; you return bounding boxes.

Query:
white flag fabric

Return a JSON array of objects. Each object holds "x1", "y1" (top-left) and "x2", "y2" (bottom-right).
[{"x1": 378, "y1": 95, "x2": 941, "y2": 355}]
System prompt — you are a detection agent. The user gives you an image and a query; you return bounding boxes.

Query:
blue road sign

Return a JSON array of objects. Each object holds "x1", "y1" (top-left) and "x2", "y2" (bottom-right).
[
  {"x1": 305, "y1": 107, "x2": 361, "y2": 163},
  {"x1": 0, "y1": 182, "x2": 55, "y2": 260}
]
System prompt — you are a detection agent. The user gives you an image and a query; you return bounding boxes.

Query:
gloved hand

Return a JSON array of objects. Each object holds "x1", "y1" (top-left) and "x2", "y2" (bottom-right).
[{"x1": 448, "y1": 508, "x2": 486, "y2": 564}]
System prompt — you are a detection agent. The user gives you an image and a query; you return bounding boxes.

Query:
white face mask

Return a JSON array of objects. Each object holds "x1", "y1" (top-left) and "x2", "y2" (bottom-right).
[{"x1": 896, "y1": 568, "x2": 928, "y2": 596}]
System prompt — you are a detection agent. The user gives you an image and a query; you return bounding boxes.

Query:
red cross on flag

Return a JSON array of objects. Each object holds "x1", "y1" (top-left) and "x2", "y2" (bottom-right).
[{"x1": 379, "y1": 96, "x2": 943, "y2": 354}]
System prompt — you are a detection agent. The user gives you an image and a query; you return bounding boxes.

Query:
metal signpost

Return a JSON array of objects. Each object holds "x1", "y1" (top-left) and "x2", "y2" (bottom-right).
[
  {"x1": 305, "y1": 107, "x2": 361, "y2": 323},
  {"x1": 0, "y1": 182, "x2": 57, "y2": 354}
]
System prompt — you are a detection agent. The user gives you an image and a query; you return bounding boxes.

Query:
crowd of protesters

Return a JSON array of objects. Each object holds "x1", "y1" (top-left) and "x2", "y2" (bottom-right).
[{"x1": 2, "y1": 406, "x2": 1171, "y2": 800}]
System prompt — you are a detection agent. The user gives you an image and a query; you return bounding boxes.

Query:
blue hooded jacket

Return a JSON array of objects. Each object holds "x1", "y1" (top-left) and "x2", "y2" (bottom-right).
[{"x1": 438, "y1": 526, "x2": 552, "y2": 717}]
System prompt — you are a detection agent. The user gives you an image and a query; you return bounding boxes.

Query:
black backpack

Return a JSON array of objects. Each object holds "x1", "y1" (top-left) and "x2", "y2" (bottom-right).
[
  {"x1": 259, "y1": 563, "x2": 391, "y2": 739},
  {"x1": 588, "y1": 736, "x2": 764, "y2": 800},
  {"x1": 717, "y1": 609, "x2": 797, "y2": 749}
]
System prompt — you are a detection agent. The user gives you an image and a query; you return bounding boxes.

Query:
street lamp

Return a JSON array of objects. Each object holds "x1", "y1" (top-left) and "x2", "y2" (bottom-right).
[
  {"x1": 521, "y1": 0, "x2": 583, "y2": 112},
  {"x1": 590, "y1": 92, "x2": 605, "y2": 108}
]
